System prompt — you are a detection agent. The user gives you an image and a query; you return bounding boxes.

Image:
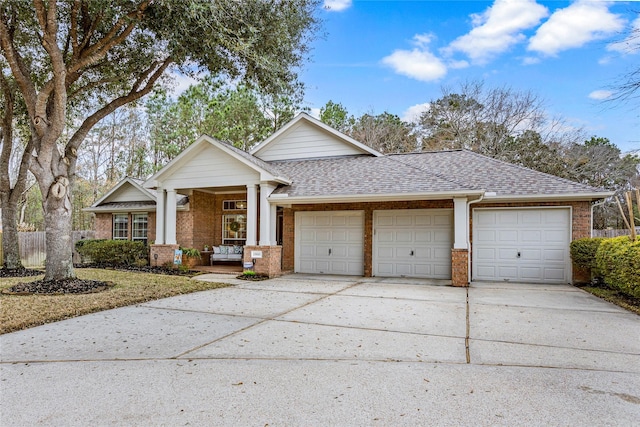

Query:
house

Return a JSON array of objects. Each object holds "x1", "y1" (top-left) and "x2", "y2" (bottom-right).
[{"x1": 85, "y1": 113, "x2": 612, "y2": 286}]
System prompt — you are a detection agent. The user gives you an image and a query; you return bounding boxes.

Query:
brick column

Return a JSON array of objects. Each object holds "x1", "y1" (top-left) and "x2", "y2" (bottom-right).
[
  {"x1": 451, "y1": 249, "x2": 469, "y2": 287},
  {"x1": 150, "y1": 244, "x2": 180, "y2": 267},
  {"x1": 243, "y1": 245, "x2": 282, "y2": 277}
]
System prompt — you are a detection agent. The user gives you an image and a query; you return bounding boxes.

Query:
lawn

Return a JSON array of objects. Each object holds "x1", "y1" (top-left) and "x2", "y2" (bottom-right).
[{"x1": 0, "y1": 268, "x2": 229, "y2": 334}]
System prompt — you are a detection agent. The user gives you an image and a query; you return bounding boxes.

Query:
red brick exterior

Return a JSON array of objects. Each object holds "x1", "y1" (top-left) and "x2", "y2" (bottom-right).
[
  {"x1": 451, "y1": 249, "x2": 469, "y2": 287},
  {"x1": 150, "y1": 244, "x2": 179, "y2": 267},
  {"x1": 243, "y1": 245, "x2": 283, "y2": 277}
]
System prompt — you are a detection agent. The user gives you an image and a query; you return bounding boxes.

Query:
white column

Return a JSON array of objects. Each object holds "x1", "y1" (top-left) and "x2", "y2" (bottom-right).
[
  {"x1": 155, "y1": 188, "x2": 165, "y2": 244},
  {"x1": 165, "y1": 189, "x2": 177, "y2": 245},
  {"x1": 453, "y1": 197, "x2": 468, "y2": 250},
  {"x1": 246, "y1": 184, "x2": 258, "y2": 246},
  {"x1": 259, "y1": 183, "x2": 276, "y2": 246}
]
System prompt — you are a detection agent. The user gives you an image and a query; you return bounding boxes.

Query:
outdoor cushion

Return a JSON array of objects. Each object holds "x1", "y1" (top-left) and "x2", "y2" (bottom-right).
[{"x1": 213, "y1": 246, "x2": 221, "y2": 254}]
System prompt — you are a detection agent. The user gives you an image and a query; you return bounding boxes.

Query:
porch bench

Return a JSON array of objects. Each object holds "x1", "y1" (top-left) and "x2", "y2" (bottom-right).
[{"x1": 210, "y1": 245, "x2": 243, "y2": 265}]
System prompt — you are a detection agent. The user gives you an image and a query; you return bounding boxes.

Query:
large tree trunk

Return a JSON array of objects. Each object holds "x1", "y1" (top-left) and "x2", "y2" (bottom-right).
[
  {"x1": 1, "y1": 202, "x2": 23, "y2": 269},
  {"x1": 41, "y1": 177, "x2": 76, "y2": 281}
]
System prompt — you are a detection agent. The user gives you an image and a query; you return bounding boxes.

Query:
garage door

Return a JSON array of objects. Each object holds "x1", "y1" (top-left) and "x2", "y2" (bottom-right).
[
  {"x1": 373, "y1": 209, "x2": 453, "y2": 279},
  {"x1": 295, "y1": 211, "x2": 364, "y2": 275},
  {"x1": 473, "y1": 208, "x2": 570, "y2": 283}
]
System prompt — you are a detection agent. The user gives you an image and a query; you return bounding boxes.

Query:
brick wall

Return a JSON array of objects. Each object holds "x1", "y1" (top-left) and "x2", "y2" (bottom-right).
[
  {"x1": 451, "y1": 249, "x2": 469, "y2": 287},
  {"x1": 243, "y1": 245, "x2": 282, "y2": 277},
  {"x1": 94, "y1": 213, "x2": 112, "y2": 239}
]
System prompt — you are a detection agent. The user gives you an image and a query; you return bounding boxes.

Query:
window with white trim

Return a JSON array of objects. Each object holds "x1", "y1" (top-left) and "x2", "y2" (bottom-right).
[
  {"x1": 223, "y1": 200, "x2": 247, "y2": 210},
  {"x1": 222, "y1": 214, "x2": 246, "y2": 244},
  {"x1": 113, "y1": 214, "x2": 128, "y2": 240},
  {"x1": 132, "y1": 213, "x2": 148, "y2": 245}
]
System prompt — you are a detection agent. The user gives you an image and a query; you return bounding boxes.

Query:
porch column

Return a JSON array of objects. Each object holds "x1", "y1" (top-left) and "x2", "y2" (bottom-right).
[
  {"x1": 155, "y1": 188, "x2": 165, "y2": 244},
  {"x1": 453, "y1": 197, "x2": 468, "y2": 249},
  {"x1": 246, "y1": 184, "x2": 258, "y2": 246},
  {"x1": 259, "y1": 183, "x2": 276, "y2": 246},
  {"x1": 165, "y1": 189, "x2": 177, "y2": 245}
]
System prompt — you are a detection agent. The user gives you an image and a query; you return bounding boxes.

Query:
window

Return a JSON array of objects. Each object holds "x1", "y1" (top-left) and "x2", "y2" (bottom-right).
[
  {"x1": 223, "y1": 200, "x2": 247, "y2": 210},
  {"x1": 223, "y1": 214, "x2": 246, "y2": 244},
  {"x1": 132, "y1": 214, "x2": 148, "y2": 245},
  {"x1": 113, "y1": 214, "x2": 128, "y2": 240}
]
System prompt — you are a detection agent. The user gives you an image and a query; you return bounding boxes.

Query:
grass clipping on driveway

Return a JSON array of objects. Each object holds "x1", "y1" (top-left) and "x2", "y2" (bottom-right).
[{"x1": 0, "y1": 268, "x2": 228, "y2": 334}]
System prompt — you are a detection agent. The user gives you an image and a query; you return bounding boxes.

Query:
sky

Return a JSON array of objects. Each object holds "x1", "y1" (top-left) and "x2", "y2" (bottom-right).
[{"x1": 297, "y1": 0, "x2": 640, "y2": 153}]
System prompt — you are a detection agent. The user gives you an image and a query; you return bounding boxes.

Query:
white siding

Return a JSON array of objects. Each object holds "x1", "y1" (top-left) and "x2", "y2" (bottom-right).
[
  {"x1": 162, "y1": 144, "x2": 260, "y2": 189},
  {"x1": 255, "y1": 122, "x2": 366, "y2": 161},
  {"x1": 104, "y1": 183, "x2": 153, "y2": 203}
]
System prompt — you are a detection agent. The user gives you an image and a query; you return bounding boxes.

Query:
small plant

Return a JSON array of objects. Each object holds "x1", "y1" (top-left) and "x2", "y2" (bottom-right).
[
  {"x1": 180, "y1": 247, "x2": 201, "y2": 259},
  {"x1": 242, "y1": 270, "x2": 257, "y2": 276}
]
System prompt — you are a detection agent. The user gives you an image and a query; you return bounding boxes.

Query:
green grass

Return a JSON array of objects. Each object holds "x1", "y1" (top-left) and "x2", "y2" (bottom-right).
[{"x1": 0, "y1": 268, "x2": 229, "y2": 334}]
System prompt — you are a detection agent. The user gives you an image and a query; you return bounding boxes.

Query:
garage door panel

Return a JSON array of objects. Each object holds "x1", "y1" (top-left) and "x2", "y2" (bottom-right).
[
  {"x1": 373, "y1": 209, "x2": 452, "y2": 279},
  {"x1": 473, "y1": 208, "x2": 570, "y2": 284},
  {"x1": 295, "y1": 211, "x2": 364, "y2": 275}
]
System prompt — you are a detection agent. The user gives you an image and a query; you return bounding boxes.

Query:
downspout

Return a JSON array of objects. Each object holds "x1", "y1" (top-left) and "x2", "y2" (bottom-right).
[
  {"x1": 590, "y1": 199, "x2": 607, "y2": 237},
  {"x1": 466, "y1": 193, "x2": 485, "y2": 284}
]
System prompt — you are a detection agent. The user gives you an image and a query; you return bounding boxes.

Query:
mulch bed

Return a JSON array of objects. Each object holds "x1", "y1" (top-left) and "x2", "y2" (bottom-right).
[
  {"x1": 0, "y1": 267, "x2": 43, "y2": 278},
  {"x1": 3, "y1": 278, "x2": 114, "y2": 295},
  {"x1": 236, "y1": 274, "x2": 269, "y2": 281},
  {"x1": 76, "y1": 263, "x2": 200, "y2": 276}
]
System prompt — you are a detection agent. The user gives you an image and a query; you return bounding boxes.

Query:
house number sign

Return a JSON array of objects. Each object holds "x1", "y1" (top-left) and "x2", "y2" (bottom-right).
[{"x1": 250, "y1": 250, "x2": 263, "y2": 258}]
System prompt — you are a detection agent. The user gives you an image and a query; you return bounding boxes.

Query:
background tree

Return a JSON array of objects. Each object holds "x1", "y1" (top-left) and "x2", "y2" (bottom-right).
[
  {"x1": 350, "y1": 112, "x2": 418, "y2": 154},
  {"x1": 319, "y1": 100, "x2": 354, "y2": 133},
  {"x1": 0, "y1": 0, "x2": 319, "y2": 281}
]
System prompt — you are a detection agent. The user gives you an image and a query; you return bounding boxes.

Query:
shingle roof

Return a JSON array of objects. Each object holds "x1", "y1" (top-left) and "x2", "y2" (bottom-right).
[
  {"x1": 270, "y1": 149, "x2": 605, "y2": 199},
  {"x1": 270, "y1": 155, "x2": 472, "y2": 198},
  {"x1": 394, "y1": 150, "x2": 602, "y2": 196},
  {"x1": 215, "y1": 138, "x2": 290, "y2": 181}
]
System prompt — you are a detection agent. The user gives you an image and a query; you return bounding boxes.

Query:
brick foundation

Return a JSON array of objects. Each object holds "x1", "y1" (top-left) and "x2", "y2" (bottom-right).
[
  {"x1": 451, "y1": 249, "x2": 469, "y2": 287},
  {"x1": 150, "y1": 244, "x2": 180, "y2": 267},
  {"x1": 243, "y1": 245, "x2": 282, "y2": 277}
]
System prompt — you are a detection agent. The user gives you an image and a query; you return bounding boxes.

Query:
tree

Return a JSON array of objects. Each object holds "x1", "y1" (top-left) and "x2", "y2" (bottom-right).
[
  {"x1": 0, "y1": 0, "x2": 319, "y2": 281},
  {"x1": 0, "y1": 67, "x2": 34, "y2": 269},
  {"x1": 319, "y1": 100, "x2": 354, "y2": 133},
  {"x1": 419, "y1": 81, "x2": 547, "y2": 156},
  {"x1": 350, "y1": 112, "x2": 418, "y2": 154}
]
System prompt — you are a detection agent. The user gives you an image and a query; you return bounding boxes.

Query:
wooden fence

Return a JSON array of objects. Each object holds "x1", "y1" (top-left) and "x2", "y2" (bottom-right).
[
  {"x1": 0, "y1": 231, "x2": 95, "y2": 267},
  {"x1": 592, "y1": 227, "x2": 640, "y2": 238}
]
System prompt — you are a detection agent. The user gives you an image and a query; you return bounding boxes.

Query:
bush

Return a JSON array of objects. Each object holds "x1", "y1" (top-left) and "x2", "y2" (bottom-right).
[
  {"x1": 75, "y1": 239, "x2": 148, "y2": 266},
  {"x1": 595, "y1": 236, "x2": 640, "y2": 299},
  {"x1": 570, "y1": 237, "x2": 606, "y2": 279}
]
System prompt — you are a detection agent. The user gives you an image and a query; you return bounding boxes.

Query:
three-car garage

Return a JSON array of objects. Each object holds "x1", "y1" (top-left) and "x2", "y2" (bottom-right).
[{"x1": 293, "y1": 206, "x2": 572, "y2": 284}]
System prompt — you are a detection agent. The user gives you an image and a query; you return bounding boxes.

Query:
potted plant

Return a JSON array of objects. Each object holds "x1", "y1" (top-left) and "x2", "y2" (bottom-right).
[{"x1": 180, "y1": 247, "x2": 201, "y2": 268}]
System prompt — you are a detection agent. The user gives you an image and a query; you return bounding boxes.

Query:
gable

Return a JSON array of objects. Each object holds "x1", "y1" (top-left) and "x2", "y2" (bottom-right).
[
  {"x1": 159, "y1": 142, "x2": 260, "y2": 190},
  {"x1": 103, "y1": 182, "x2": 154, "y2": 203},
  {"x1": 251, "y1": 113, "x2": 381, "y2": 161}
]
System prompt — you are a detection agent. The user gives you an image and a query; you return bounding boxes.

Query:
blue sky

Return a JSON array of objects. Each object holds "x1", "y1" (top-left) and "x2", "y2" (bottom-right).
[{"x1": 299, "y1": 0, "x2": 639, "y2": 152}]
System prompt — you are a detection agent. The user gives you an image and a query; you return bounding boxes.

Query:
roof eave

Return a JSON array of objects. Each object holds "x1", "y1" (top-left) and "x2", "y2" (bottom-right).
[
  {"x1": 481, "y1": 192, "x2": 615, "y2": 203},
  {"x1": 268, "y1": 190, "x2": 485, "y2": 205}
]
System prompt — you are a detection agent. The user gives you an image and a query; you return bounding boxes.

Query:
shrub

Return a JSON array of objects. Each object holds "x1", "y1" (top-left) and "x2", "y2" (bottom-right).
[
  {"x1": 595, "y1": 236, "x2": 640, "y2": 298},
  {"x1": 75, "y1": 239, "x2": 148, "y2": 266},
  {"x1": 570, "y1": 237, "x2": 606, "y2": 280}
]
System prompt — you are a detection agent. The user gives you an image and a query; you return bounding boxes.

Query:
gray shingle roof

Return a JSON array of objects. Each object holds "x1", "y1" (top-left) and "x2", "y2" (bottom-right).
[
  {"x1": 394, "y1": 150, "x2": 602, "y2": 196},
  {"x1": 270, "y1": 149, "x2": 604, "y2": 199},
  {"x1": 270, "y1": 155, "x2": 472, "y2": 198}
]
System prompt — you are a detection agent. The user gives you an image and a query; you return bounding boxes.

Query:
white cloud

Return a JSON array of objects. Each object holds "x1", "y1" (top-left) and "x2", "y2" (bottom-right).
[
  {"x1": 588, "y1": 90, "x2": 613, "y2": 100},
  {"x1": 522, "y1": 56, "x2": 541, "y2": 65},
  {"x1": 446, "y1": 0, "x2": 548, "y2": 64},
  {"x1": 323, "y1": 0, "x2": 352, "y2": 12},
  {"x1": 528, "y1": 0, "x2": 625, "y2": 56},
  {"x1": 382, "y1": 34, "x2": 447, "y2": 82},
  {"x1": 402, "y1": 103, "x2": 431, "y2": 123},
  {"x1": 607, "y1": 15, "x2": 640, "y2": 55}
]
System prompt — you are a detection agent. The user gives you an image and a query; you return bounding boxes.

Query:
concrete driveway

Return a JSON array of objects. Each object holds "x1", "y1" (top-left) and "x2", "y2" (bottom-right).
[{"x1": 1, "y1": 274, "x2": 639, "y2": 426}]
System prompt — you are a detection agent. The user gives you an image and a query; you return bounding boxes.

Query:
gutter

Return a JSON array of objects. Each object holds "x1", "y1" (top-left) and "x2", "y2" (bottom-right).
[{"x1": 466, "y1": 193, "x2": 485, "y2": 285}]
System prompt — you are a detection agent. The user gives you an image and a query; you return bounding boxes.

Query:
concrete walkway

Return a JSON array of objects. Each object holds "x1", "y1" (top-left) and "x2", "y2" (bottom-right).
[{"x1": 1, "y1": 274, "x2": 639, "y2": 426}]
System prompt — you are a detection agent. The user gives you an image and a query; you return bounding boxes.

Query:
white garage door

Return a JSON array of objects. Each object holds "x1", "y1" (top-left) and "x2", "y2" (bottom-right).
[
  {"x1": 373, "y1": 209, "x2": 453, "y2": 279},
  {"x1": 473, "y1": 208, "x2": 571, "y2": 284},
  {"x1": 295, "y1": 211, "x2": 364, "y2": 275}
]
